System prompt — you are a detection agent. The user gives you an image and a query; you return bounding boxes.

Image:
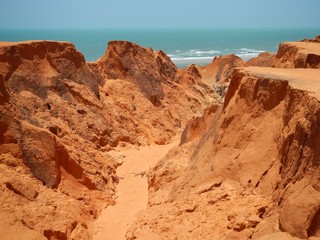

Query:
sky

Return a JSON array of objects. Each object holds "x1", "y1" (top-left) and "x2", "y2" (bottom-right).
[{"x1": 1, "y1": 0, "x2": 320, "y2": 29}]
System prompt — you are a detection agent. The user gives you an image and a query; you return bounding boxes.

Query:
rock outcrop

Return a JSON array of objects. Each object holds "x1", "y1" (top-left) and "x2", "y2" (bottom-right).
[
  {"x1": 127, "y1": 41, "x2": 320, "y2": 239},
  {"x1": 245, "y1": 52, "x2": 276, "y2": 67},
  {"x1": 179, "y1": 104, "x2": 220, "y2": 145},
  {"x1": 0, "y1": 40, "x2": 218, "y2": 239},
  {"x1": 93, "y1": 40, "x2": 217, "y2": 146},
  {"x1": 0, "y1": 41, "x2": 118, "y2": 239},
  {"x1": 96, "y1": 41, "x2": 177, "y2": 106},
  {"x1": 175, "y1": 64, "x2": 202, "y2": 85},
  {"x1": 274, "y1": 41, "x2": 320, "y2": 68},
  {"x1": 196, "y1": 54, "x2": 244, "y2": 100},
  {"x1": 198, "y1": 54, "x2": 244, "y2": 85},
  {"x1": 302, "y1": 35, "x2": 320, "y2": 43},
  {"x1": 2, "y1": 35, "x2": 320, "y2": 240}
]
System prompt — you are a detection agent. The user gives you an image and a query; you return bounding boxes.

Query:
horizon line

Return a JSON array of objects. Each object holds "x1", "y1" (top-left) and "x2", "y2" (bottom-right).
[{"x1": 1, "y1": 26, "x2": 320, "y2": 30}]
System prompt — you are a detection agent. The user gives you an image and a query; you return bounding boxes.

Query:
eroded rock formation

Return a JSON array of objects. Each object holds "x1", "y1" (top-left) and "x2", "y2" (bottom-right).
[
  {"x1": 128, "y1": 66, "x2": 320, "y2": 240},
  {"x1": 245, "y1": 52, "x2": 276, "y2": 67},
  {"x1": 199, "y1": 54, "x2": 244, "y2": 85},
  {"x1": 274, "y1": 41, "x2": 320, "y2": 68},
  {"x1": 127, "y1": 37, "x2": 320, "y2": 240},
  {"x1": 1, "y1": 35, "x2": 320, "y2": 240},
  {"x1": 0, "y1": 40, "x2": 217, "y2": 239}
]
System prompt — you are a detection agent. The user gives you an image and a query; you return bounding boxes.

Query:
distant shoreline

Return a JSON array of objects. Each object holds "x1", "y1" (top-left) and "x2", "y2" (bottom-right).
[{"x1": 1, "y1": 28, "x2": 319, "y2": 68}]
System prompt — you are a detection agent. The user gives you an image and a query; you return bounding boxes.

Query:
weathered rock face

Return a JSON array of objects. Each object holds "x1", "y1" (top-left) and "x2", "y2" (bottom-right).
[
  {"x1": 0, "y1": 40, "x2": 218, "y2": 239},
  {"x1": 197, "y1": 54, "x2": 244, "y2": 100},
  {"x1": 179, "y1": 104, "x2": 220, "y2": 145},
  {"x1": 199, "y1": 54, "x2": 244, "y2": 85},
  {"x1": 274, "y1": 41, "x2": 320, "y2": 68},
  {"x1": 128, "y1": 67, "x2": 320, "y2": 239},
  {"x1": 302, "y1": 35, "x2": 320, "y2": 43},
  {"x1": 0, "y1": 40, "x2": 115, "y2": 188},
  {"x1": 93, "y1": 40, "x2": 218, "y2": 146},
  {"x1": 3, "y1": 35, "x2": 319, "y2": 239},
  {"x1": 0, "y1": 41, "x2": 101, "y2": 99},
  {"x1": 96, "y1": 41, "x2": 177, "y2": 106},
  {"x1": 178, "y1": 64, "x2": 202, "y2": 83},
  {"x1": 245, "y1": 52, "x2": 276, "y2": 67},
  {"x1": 0, "y1": 41, "x2": 118, "y2": 239}
]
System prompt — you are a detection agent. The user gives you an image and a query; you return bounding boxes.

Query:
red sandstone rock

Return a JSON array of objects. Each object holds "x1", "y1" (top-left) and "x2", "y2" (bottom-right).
[
  {"x1": 274, "y1": 41, "x2": 320, "y2": 68},
  {"x1": 96, "y1": 41, "x2": 177, "y2": 106},
  {"x1": 198, "y1": 54, "x2": 244, "y2": 85},
  {"x1": 0, "y1": 40, "x2": 217, "y2": 239},
  {"x1": 2, "y1": 36, "x2": 320, "y2": 240},
  {"x1": 128, "y1": 67, "x2": 320, "y2": 239},
  {"x1": 196, "y1": 54, "x2": 244, "y2": 100},
  {"x1": 245, "y1": 52, "x2": 276, "y2": 67},
  {"x1": 180, "y1": 104, "x2": 220, "y2": 145},
  {"x1": 176, "y1": 64, "x2": 202, "y2": 84},
  {"x1": 302, "y1": 35, "x2": 320, "y2": 43}
]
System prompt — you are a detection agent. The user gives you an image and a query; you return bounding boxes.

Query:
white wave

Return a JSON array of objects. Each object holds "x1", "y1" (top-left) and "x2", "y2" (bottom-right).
[
  {"x1": 195, "y1": 50, "x2": 221, "y2": 55},
  {"x1": 236, "y1": 52, "x2": 260, "y2": 61},
  {"x1": 175, "y1": 49, "x2": 221, "y2": 57},
  {"x1": 169, "y1": 48, "x2": 266, "y2": 67},
  {"x1": 171, "y1": 56, "x2": 214, "y2": 67},
  {"x1": 171, "y1": 56, "x2": 214, "y2": 61},
  {"x1": 168, "y1": 49, "x2": 221, "y2": 60},
  {"x1": 239, "y1": 48, "x2": 265, "y2": 53}
]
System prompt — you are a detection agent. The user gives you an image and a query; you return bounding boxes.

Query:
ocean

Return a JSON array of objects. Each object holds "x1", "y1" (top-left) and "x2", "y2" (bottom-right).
[{"x1": 1, "y1": 28, "x2": 319, "y2": 68}]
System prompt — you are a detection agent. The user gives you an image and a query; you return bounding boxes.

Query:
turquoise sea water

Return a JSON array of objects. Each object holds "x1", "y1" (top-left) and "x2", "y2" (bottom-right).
[{"x1": 1, "y1": 28, "x2": 319, "y2": 68}]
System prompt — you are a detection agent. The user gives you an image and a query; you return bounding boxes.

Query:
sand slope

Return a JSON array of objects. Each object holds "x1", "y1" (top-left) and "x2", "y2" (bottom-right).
[
  {"x1": 128, "y1": 66, "x2": 320, "y2": 239},
  {"x1": 92, "y1": 140, "x2": 178, "y2": 240}
]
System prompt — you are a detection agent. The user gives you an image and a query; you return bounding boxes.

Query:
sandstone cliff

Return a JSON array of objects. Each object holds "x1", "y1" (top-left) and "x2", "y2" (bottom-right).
[
  {"x1": 128, "y1": 66, "x2": 320, "y2": 240},
  {"x1": 196, "y1": 54, "x2": 244, "y2": 100},
  {"x1": 0, "y1": 40, "x2": 116, "y2": 240},
  {"x1": 0, "y1": 40, "x2": 217, "y2": 239},
  {"x1": 2, "y1": 35, "x2": 320, "y2": 240},
  {"x1": 245, "y1": 52, "x2": 276, "y2": 67},
  {"x1": 198, "y1": 54, "x2": 244, "y2": 85},
  {"x1": 274, "y1": 41, "x2": 320, "y2": 68},
  {"x1": 127, "y1": 37, "x2": 320, "y2": 240}
]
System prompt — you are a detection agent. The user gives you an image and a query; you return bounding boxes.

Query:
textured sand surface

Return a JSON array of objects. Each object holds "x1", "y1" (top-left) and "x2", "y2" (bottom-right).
[
  {"x1": 92, "y1": 139, "x2": 178, "y2": 240},
  {"x1": 245, "y1": 67, "x2": 320, "y2": 99}
]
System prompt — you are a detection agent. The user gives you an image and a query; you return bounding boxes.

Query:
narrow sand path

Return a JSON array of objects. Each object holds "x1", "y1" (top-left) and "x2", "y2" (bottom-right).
[{"x1": 92, "y1": 140, "x2": 178, "y2": 240}]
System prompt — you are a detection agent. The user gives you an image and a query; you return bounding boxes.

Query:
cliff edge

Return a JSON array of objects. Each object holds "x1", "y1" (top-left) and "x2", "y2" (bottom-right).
[
  {"x1": 0, "y1": 40, "x2": 218, "y2": 239},
  {"x1": 127, "y1": 38, "x2": 320, "y2": 240}
]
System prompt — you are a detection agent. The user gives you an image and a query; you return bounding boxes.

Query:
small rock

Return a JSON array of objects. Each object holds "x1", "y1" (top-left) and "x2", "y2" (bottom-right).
[{"x1": 5, "y1": 178, "x2": 38, "y2": 201}]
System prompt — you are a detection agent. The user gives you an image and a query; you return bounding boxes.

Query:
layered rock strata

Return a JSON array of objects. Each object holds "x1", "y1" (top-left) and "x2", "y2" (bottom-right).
[
  {"x1": 128, "y1": 66, "x2": 320, "y2": 240},
  {"x1": 0, "y1": 40, "x2": 217, "y2": 239},
  {"x1": 127, "y1": 37, "x2": 320, "y2": 239},
  {"x1": 274, "y1": 41, "x2": 320, "y2": 69}
]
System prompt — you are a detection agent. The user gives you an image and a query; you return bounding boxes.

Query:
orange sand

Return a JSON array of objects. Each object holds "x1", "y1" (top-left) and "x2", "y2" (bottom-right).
[{"x1": 92, "y1": 140, "x2": 178, "y2": 240}]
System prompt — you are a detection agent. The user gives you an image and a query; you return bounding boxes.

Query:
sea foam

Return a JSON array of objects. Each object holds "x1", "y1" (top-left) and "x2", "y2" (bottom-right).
[{"x1": 169, "y1": 48, "x2": 263, "y2": 67}]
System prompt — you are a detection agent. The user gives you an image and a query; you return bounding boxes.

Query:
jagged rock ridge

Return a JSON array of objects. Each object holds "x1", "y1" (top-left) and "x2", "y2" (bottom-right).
[
  {"x1": 127, "y1": 36, "x2": 320, "y2": 240},
  {"x1": 0, "y1": 40, "x2": 218, "y2": 239},
  {"x1": 1, "y1": 35, "x2": 320, "y2": 240}
]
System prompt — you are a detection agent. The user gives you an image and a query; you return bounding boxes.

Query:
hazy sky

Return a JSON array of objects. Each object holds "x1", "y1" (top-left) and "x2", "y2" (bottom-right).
[{"x1": 1, "y1": 0, "x2": 320, "y2": 29}]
